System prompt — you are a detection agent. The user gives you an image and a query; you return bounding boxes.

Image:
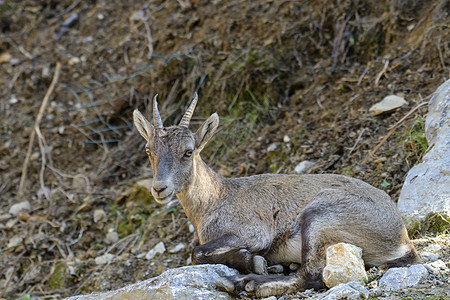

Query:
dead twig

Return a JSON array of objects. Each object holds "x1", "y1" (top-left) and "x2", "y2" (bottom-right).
[
  {"x1": 348, "y1": 128, "x2": 366, "y2": 154},
  {"x1": 364, "y1": 101, "x2": 429, "y2": 162},
  {"x1": 35, "y1": 126, "x2": 51, "y2": 202},
  {"x1": 0, "y1": 266, "x2": 16, "y2": 298},
  {"x1": 387, "y1": 101, "x2": 429, "y2": 131},
  {"x1": 374, "y1": 59, "x2": 389, "y2": 86},
  {"x1": 358, "y1": 63, "x2": 369, "y2": 86},
  {"x1": 19, "y1": 62, "x2": 62, "y2": 195}
]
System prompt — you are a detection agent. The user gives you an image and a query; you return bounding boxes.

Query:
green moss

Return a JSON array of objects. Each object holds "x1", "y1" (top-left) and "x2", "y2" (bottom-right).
[
  {"x1": 408, "y1": 213, "x2": 450, "y2": 239},
  {"x1": 48, "y1": 262, "x2": 66, "y2": 290},
  {"x1": 404, "y1": 116, "x2": 429, "y2": 165}
]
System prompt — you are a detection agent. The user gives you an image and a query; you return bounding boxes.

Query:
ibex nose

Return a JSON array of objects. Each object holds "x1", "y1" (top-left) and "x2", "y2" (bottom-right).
[{"x1": 153, "y1": 182, "x2": 168, "y2": 195}]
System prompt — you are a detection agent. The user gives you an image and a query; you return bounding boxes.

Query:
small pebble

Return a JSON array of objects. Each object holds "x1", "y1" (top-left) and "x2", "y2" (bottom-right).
[
  {"x1": 419, "y1": 251, "x2": 438, "y2": 262},
  {"x1": 423, "y1": 244, "x2": 442, "y2": 252},
  {"x1": 267, "y1": 143, "x2": 277, "y2": 152},
  {"x1": 188, "y1": 222, "x2": 195, "y2": 233},
  {"x1": 169, "y1": 243, "x2": 186, "y2": 254},
  {"x1": 9, "y1": 201, "x2": 31, "y2": 215},
  {"x1": 95, "y1": 253, "x2": 114, "y2": 265},
  {"x1": 430, "y1": 260, "x2": 447, "y2": 270},
  {"x1": 105, "y1": 231, "x2": 119, "y2": 244},
  {"x1": 146, "y1": 242, "x2": 166, "y2": 260},
  {"x1": 7, "y1": 236, "x2": 22, "y2": 248},
  {"x1": 93, "y1": 209, "x2": 106, "y2": 223},
  {"x1": 294, "y1": 161, "x2": 315, "y2": 174}
]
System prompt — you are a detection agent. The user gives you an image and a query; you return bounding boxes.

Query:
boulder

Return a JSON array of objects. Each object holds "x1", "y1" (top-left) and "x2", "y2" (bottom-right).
[
  {"x1": 379, "y1": 264, "x2": 428, "y2": 291},
  {"x1": 64, "y1": 264, "x2": 238, "y2": 300},
  {"x1": 398, "y1": 79, "x2": 450, "y2": 227},
  {"x1": 322, "y1": 243, "x2": 368, "y2": 288}
]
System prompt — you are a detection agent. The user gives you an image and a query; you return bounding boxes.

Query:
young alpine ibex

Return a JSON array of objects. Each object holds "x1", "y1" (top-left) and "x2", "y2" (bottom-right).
[{"x1": 133, "y1": 93, "x2": 421, "y2": 297}]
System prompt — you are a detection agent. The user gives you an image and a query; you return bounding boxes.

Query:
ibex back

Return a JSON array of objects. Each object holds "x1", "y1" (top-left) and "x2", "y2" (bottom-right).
[{"x1": 133, "y1": 94, "x2": 421, "y2": 297}]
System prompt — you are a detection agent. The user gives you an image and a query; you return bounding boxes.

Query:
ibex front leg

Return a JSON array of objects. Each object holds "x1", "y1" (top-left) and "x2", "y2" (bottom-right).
[{"x1": 192, "y1": 233, "x2": 268, "y2": 275}]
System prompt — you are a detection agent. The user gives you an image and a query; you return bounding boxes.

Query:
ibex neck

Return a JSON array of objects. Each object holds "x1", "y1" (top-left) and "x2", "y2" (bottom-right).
[{"x1": 176, "y1": 155, "x2": 224, "y2": 227}]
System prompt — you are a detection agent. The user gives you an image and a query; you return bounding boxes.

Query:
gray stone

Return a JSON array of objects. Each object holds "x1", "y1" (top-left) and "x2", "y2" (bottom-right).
[
  {"x1": 105, "y1": 231, "x2": 119, "y2": 245},
  {"x1": 398, "y1": 79, "x2": 450, "y2": 227},
  {"x1": 146, "y1": 241, "x2": 166, "y2": 260},
  {"x1": 168, "y1": 243, "x2": 186, "y2": 254},
  {"x1": 419, "y1": 251, "x2": 439, "y2": 262},
  {"x1": 65, "y1": 264, "x2": 238, "y2": 300},
  {"x1": 294, "y1": 161, "x2": 315, "y2": 174},
  {"x1": 423, "y1": 243, "x2": 442, "y2": 252},
  {"x1": 429, "y1": 259, "x2": 448, "y2": 271},
  {"x1": 95, "y1": 253, "x2": 115, "y2": 265},
  {"x1": 315, "y1": 281, "x2": 369, "y2": 300},
  {"x1": 9, "y1": 201, "x2": 31, "y2": 215},
  {"x1": 379, "y1": 264, "x2": 428, "y2": 291},
  {"x1": 369, "y1": 95, "x2": 408, "y2": 115}
]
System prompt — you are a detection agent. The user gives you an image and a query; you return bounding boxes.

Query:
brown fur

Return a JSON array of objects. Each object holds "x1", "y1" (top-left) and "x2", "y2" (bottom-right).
[{"x1": 133, "y1": 96, "x2": 421, "y2": 297}]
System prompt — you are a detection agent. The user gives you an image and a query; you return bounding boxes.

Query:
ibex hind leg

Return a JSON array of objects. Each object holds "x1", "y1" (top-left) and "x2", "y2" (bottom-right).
[{"x1": 297, "y1": 189, "x2": 418, "y2": 288}]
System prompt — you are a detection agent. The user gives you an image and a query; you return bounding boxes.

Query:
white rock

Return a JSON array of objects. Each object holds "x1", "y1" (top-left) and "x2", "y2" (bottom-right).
[
  {"x1": 65, "y1": 264, "x2": 238, "y2": 300},
  {"x1": 6, "y1": 218, "x2": 18, "y2": 229},
  {"x1": 95, "y1": 253, "x2": 114, "y2": 265},
  {"x1": 419, "y1": 251, "x2": 438, "y2": 262},
  {"x1": 379, "y1": 264, "x2": 428, "y2": 291},
  {"x1": 146, "y1": 242, "x2": 166, "y2": 260},
  {"x1": 322, "y1": 243, "x2": 368, "y2": 288},
  {"x1": 7, "y1": 236, "x2": 22, "y2": 248},
  {"x1": 423, "y1": 243, "x2": 442, "y2": 252},
  {"x1": 283, "y1": 135, "x2": 290, "y2": 143},
  {"x1": 398, "y1": 79, "x2": 450, "y2": 227},
  {"x1": 316, "y1": 281, "x2": 369, "y2": 300},
  {"x1": 93, "y1": 209, "x2": 107, "y2": 223},
  {"x1": 105, "y1": 231, "x2": 119, "y2": 245},
  {"x1": 68, "y1": 56, "x2": 81, "y2": 65},
  {"x1": 267, "y1": 143, "x2": 277, "y2": 152},
  {"x1": 294, "y1": 161, "x2": 315, "y2": 174},
  {"x1": 169, "y1": 243, "x2": 186, "y2": 254},
  {"x1": 369, "y1": 95, "x2": 408, "y2": 115},
  {"x1": 188, "y1": 222, "x2": 195, "y2": 233},
  {"x1": 429, "y1": 260, "x2": 448, "y2": 270},
  {"x1": 130, "y1": 10, "x2": 145, "y2": 22},
  {"x1": 9, "y1": 201, "x2": 31, "y2": 215}
]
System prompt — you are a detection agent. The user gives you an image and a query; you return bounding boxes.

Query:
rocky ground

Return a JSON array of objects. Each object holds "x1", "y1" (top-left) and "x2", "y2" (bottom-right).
[{"x1": 0, "y1": 0, "x2": 449, "y2": 299}]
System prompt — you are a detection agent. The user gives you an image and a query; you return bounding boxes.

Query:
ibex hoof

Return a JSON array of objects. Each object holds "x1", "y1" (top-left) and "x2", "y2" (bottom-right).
[
  {"x1": 245, "y1": 280, "x2": 255, "y2": 292},
  {"x1": 219, "y1": 274, "x2": 295, "y2": 297},
  {"x1": 253, "y1": 255, "x2": 268, "y2": 275},
  {"x1": 267, "y1": 264, "x2": 284, "y2": 274},
  {"x1": 215, "y1": 277, "x2": 235, "y2": 293}
]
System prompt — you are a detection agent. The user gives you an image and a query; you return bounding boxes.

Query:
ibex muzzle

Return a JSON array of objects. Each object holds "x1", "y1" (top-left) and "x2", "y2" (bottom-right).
[{"x1": 133, "y1": 94, "x2": 421, "y2": 297}]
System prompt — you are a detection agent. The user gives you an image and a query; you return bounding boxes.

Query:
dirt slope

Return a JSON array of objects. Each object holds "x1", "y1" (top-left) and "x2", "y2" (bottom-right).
[{"x1": 0, "y1": 0, "x2": 448, "y2": 299}]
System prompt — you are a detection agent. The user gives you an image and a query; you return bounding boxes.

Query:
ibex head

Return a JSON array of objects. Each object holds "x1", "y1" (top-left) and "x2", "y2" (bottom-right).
[{"x1": 133, "y1": 93, "x2": 219, "y2": 204}]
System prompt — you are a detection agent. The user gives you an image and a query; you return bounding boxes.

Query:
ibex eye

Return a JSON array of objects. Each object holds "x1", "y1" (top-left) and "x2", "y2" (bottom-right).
[
  {"x1": 145, "y1": 148, "x2": 151, "y2": 156},
  {"x1": 184, "y1": 150, "x2": 193, "y2": 158}
]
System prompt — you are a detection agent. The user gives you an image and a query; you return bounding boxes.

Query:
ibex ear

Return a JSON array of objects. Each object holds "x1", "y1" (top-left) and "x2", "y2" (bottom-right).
[
  {"x1": 133, "y1": 109, "x2": 154, "y2": 141},
  {"x1": 195, "y1": 113, "x2": 219, "y2": 151}
]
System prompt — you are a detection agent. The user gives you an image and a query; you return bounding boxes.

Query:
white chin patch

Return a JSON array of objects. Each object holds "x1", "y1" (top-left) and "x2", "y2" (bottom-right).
[{"x1": 153, "y1": 194, "x2": 173, "y2": 205}]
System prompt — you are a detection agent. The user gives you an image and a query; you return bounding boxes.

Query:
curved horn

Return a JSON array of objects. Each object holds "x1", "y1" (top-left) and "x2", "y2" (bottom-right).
[
  {"x1": 153, "y1": 94, "x2": 164, "y2": 129},
  {"x1": 179, "y1": 92, "x2": 198, "y2": 128}
]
